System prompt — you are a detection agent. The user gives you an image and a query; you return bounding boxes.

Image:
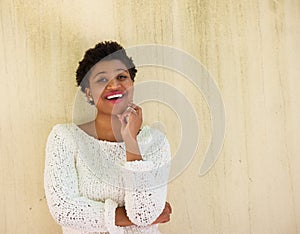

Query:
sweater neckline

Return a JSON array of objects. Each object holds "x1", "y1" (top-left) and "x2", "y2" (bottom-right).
[{"x1": 71, "y1": 123, "x2": 126, "y2": 145}]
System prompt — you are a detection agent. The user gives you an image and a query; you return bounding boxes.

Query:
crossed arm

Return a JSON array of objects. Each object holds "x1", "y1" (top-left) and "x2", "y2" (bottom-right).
[{"x1": 44, "y1": 124, "x2": 171, "y2": 233}]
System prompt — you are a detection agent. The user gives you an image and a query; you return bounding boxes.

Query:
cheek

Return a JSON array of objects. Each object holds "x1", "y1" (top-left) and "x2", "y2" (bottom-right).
[
  {"x1": 125, "y1": 80, "x2": 134, "y2": 90},
  {"x1": 91, "y1": 88, "x2": 105, "y2": 103},
  {"x1": 126, "y1": 84, "x2": 134, "y2": 98}
]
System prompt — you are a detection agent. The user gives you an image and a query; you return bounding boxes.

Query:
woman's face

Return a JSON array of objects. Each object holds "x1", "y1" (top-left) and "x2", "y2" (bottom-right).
[{"x1": 85, "y1": 59, "x2": 134, "y2": 115}]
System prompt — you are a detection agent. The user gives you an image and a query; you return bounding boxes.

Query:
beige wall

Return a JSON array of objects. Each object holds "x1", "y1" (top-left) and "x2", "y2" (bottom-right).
[{"x1": 1, "y1": 0, "x2": 299, "y2": 233}]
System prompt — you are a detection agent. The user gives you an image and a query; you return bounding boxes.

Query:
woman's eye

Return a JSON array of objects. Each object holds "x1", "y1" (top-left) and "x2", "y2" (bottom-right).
[
  {"x1": 97, "y1": 78, "x2": 108, "y2": 83},
  {"x1": 118, "y1": 75, "x2": 128, "y2": 80}
]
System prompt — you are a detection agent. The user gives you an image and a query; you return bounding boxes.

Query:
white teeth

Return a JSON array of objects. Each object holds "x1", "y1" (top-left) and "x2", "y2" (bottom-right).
[{"x1": 106, "y1": 94, "x2": 123, "y2": 100}]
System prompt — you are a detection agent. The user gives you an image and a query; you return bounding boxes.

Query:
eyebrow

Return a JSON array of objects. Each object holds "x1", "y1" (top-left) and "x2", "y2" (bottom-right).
[{"x1": 92, "y1": 68, "x2": 129, "y2": 79}]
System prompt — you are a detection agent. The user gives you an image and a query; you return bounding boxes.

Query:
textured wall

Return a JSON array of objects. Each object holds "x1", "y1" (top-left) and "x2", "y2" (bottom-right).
[{"x1": 0, "y1": 0, "x2": 299, "y2": 233}]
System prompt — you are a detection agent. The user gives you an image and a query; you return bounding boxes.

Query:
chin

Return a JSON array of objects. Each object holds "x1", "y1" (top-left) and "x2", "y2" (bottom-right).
[{"x1": 110, "y1": 105, "x2": 127, "y2": 116}]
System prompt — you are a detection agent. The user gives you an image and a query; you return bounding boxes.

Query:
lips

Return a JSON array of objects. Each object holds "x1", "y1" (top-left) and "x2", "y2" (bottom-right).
[{"x1": 104, "y1": 91, "x2": 126, "y2": 103}]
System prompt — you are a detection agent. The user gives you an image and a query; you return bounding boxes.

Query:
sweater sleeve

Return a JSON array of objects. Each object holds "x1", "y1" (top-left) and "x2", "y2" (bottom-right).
[
  {"x1": 122, "y1": 127, "x2": 171, "y2": 226},
  {"x1": 44, "y1": 124, "x2": 123, "y2": 234}
]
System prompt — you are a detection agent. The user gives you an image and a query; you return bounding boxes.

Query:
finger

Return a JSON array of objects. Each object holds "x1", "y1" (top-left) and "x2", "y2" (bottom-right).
[
  {"x1": 161, "y1": 214, "x2": 170, "y2": 223},
  {"x1": 167, "y1": 203, "x2": 172, "y2": 214},
  {"x1": 133, "y1": 105, "x2": 142, "y2": 113},
  {"x1": 118, "y1": 114, "x2": 127, "y2": 126},
  {"x1": 120, "y1": 108, "x2": 134, "y2": 121},
  {"x1": 127, "y1": 106, "x2": 138, "y2": 115},
  {"x1": 126, "y1": 105, "x2": 136, "y2": 111},
  {"x1": 125, "y1": 106, "x2": 139, "y2": 117},
  {"x1": 122, "y1": 111, "x2": 137, "y2": 124},
  {"x1": 165, "y1": 205, "x2": 171, "y2": 214},
  {"x1": 128, "y1": 103, "x2": 141, "y2": 113},
  {"x1": 165, "y1": 202, "x2": 172, "y2": 214}
]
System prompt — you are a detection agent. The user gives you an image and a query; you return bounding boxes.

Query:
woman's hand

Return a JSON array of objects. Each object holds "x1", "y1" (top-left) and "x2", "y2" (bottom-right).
[
  {"x1": 115, "y1": 207, "x2": 134, "y2": 227},
  {"x1": 152, "y1": 202, "x2": 172, "y2": 224},
  {"x1": 115, "y1": 202, "x2": 172, "y2": 227},
  {"x1": 118, "y1": 103, "x2": 143, "y2": 160},
  {"x1": 118, "y1": 103, "x2": 142, "y2": 142}
]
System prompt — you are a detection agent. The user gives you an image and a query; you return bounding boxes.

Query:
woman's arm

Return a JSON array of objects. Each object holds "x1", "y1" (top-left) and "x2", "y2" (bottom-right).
[
  {"x1": 44, "y1": 124, "x2": 124, "y2": 233},
  {"x1": 115, "y1": 202, "x2": 172, "y2": 226},
  {"x1": 122, "y1": 134, "x2": 171, "y2": 226},
  {"x1": 118, "y1": 104, "x2": 171, "y2": 226}
]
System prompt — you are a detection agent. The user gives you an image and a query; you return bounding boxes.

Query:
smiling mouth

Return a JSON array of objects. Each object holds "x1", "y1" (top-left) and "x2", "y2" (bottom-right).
[{"x1": 105, "y1": 93, "x2": 125, "y2": 101}]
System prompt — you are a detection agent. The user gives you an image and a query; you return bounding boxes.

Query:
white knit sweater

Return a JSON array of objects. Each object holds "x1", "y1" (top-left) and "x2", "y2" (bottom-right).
[{"x1": 44, "y1": 123, "x2": 171, "y2": 234}]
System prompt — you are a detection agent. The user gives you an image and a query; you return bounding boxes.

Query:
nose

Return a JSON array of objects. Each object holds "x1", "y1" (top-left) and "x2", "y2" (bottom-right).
[{"x1": 106, "y1": 77, "x2": 121, "y2": 89}]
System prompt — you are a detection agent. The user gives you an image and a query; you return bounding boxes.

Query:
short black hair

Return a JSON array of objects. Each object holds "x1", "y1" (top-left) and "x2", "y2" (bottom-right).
[{"x1": 76, "y1": 41, "x2": 137, "y2": 93}]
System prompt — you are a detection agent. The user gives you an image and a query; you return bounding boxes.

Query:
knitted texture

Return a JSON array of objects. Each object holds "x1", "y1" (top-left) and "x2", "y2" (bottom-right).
[{"x1": 44, "y1": 123, "x2": 171, "y2": 234}]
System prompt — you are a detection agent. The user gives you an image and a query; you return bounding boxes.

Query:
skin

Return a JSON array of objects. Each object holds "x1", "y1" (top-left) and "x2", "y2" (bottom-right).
[{"x1": 80, "y1": 59, "x2": 172, "y2": 226}]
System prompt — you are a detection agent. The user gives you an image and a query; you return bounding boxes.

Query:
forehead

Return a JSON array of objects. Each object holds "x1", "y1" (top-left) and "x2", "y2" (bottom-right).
[{"x1": 90, "y1": 59, "x2": 127, "y2": 75}]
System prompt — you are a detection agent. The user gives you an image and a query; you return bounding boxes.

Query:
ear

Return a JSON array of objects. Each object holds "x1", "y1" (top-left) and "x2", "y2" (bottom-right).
[{"x1": 84, "y1": 87, "x2": 93, "y2": 101}]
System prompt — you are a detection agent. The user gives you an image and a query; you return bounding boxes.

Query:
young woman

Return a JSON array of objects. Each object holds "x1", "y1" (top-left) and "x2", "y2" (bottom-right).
[{"x1": 44, "y1": 41, "x2": 172, "y2": 234}]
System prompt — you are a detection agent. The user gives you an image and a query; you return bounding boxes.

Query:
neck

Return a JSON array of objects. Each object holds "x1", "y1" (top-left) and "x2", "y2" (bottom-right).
[{"x1": 94, "y1": 112, "x2": 122, "y2": 142}]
